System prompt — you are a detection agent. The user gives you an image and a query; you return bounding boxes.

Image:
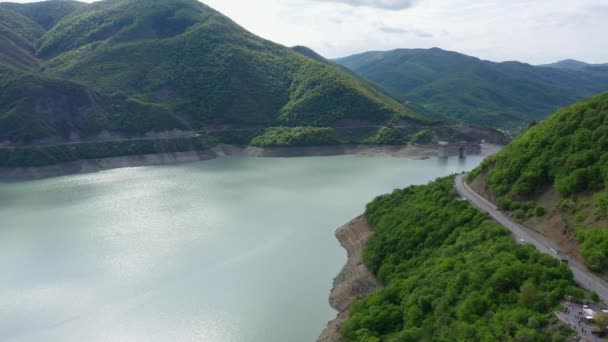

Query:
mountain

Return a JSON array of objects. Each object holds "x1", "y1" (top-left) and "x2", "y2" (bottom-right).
[
  {"x1": 0, "y1": 6, "x2": 44, "y2": 70},
  {"x1": 334, "y1": 48, "x2": 608, "y2": 131},
  {"x1": 0, "y1": 0, "x2": 421, "y2": 144},
  {"x1": 469, "y1": 91, "x2": 608, "y2": 272},
  {"x1": 0, "y1": 0, "x2": 84, "y2": 30},
  {"x1": 540, "y1": 59, "x2": 608, "y2": 70}
]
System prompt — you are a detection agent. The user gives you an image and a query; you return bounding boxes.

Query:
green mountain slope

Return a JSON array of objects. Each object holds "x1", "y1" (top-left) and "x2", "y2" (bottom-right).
[
  {"x1": 0, "y1": 0, "x2": 85, "y2": 30},
  {"x1": 334, "y1": 48, "x2": 608, "y2": 131},
  {"x1": 0, "y1": 0, "x2": 422, "y2": 144},
  {"x1": 470, "y1": 92, "x2": 608, "y2": 271},
  {"x1": 0, "y1": 63, "x2": 187, "y2": 142},
  {"x1": 341, "y1": 177, "x2": 580, "y2": 341},
  {"x1": 0, "y1": 6, "x2": 44, "y2": 70}
]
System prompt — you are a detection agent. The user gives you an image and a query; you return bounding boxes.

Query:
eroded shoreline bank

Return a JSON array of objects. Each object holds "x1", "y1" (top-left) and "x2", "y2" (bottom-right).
[
  {"x1": 318, "y1": 216, "x2": 380, "y2": 342},
  {"x1": 0, "y1": 143, "x2": 500, "y2": 181}
]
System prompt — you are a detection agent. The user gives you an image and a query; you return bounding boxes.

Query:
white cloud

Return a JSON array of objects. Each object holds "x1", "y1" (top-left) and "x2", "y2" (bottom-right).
[{"x1": 312, "y1": 0, "x2": 418, "y2": 10}]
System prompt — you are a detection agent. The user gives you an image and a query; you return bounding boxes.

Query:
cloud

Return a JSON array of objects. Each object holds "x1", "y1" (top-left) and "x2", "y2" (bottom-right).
[
  {"x1": 379, "y1": 26, "x2": 408, "y2": 34},
  {"x1": 314, "y1": 0, "x2": 418, "y2": 10},
  {"x1": 378, "y1": 25, "x2": 433, "y2": 38},
  {"x1": 413, "y1": 29, "x2": 433, "y2": 38}
]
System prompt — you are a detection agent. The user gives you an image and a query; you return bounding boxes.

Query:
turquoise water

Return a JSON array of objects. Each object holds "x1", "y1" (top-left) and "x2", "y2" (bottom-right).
[{"x1": 0, "y1": 155, "x2": 483, "y2": 342}]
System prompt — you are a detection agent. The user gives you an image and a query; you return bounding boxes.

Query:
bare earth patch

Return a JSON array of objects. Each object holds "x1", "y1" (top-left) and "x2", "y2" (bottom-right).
[{"x1": 317, "y1": 216, "x2": 381, "y2": 342}]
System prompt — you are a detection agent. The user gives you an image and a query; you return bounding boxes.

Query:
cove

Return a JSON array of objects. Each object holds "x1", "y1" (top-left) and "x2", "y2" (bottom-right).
[{"x1": 0, "y1": 155, "x2": 483, "y2": 342}]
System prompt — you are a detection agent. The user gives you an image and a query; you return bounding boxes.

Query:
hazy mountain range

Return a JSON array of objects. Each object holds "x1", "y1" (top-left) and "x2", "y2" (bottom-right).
[{"x1": 334, "y1": 48, "x2": 608, "y2": 131}]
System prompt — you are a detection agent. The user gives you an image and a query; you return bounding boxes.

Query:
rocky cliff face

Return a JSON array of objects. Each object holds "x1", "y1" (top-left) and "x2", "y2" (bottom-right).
[{"x1": 318, "y1": 216, "x2": 381, "y2": 342}]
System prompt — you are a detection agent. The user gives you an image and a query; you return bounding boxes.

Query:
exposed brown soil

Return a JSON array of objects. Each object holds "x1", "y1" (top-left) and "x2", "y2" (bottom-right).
[
  {"x1": 470, "y1": 170, "x2": 592, "y2": 266},
  {"x1": 470, "y1": 171, "x2": 581, "y2": 259},
  {"x1": 317, "y1": 216, "x2": 381, "y2": 342},
  {"x1": 469, "y1": 171, "x2": 498, "y2": 203}
]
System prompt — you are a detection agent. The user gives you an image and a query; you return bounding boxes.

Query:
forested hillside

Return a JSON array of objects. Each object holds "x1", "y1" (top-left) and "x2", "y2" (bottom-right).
[
  {"x1": 0, "y1": 6, "x2": 43, "y2": 69},
  {"x1": 0, "y1": 0, "x2": 84, "y2": 29},
  {"x1": 334, "y1": 48, "x2": 608, "y2": 131},
  {"x1": 470, "y1": 92, "x2": 608, "y2": 272},
  {"x1": 341, "y1": 177, "x2": 582, "y2": 341},
  {"x1": 0, "y1": 0, "x2": 422, "y2": 145}
]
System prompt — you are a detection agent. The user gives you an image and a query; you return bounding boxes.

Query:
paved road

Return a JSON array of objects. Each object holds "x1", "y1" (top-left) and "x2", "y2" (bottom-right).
[
  {"x1": 455, "y1": 174, "x2": 608, "y2": 303},
  {"x1": 557, "y1": 302, "x2": 606, "y2": 341}
]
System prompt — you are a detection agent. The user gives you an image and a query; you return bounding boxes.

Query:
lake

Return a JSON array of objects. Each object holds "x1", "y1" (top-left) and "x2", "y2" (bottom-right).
[{"x1": 0, "y1": 155, "x2": 483, "y2": 342}]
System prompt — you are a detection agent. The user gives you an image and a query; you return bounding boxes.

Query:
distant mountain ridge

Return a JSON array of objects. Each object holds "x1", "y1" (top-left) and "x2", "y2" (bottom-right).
[
  {"x1": 539, "y1": 59, "x2": 608, "y2": 70},
  {"x1": 0, "y1": 0, "x2": 421, "y2": 144},
  {"x1": 334, "y1": 48, "x2": 608, "y2": 132}
]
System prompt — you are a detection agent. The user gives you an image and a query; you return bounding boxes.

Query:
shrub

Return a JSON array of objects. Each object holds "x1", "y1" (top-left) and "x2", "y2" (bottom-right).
[
  {"x1": 535, "y1": 206, "x2": 546, "y2": 217},
  {"x1": 497, "y1": 196, "x2": 513, "y2": 210},
  {"x1": 594, "y1": 191, "x2": 608, "y2": 216},
  {"x1": 579, "y1": 228, "x2": 608, "y2": 272},
  {"x1": 513, "y1": 209, "x2": 526, "y2": 220}
]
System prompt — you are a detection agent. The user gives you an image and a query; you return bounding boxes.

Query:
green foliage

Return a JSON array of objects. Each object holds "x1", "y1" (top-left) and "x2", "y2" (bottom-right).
[
  {"x1": 475, "y1": 92, "x2": 608, "y2": 198},
  {"x1": 0, "y1": 64, "x2": 190, "y2": 142},
  {"x1": 0, "y1": 0, "x2": 422, "y2": 145},
  {"x1": 594, "y1": 191, "x2": 608, "y2": 216},
  {"x1": 335, "y1": 48, "x2": 608, "y2": 131},
  {"x1": 249, "y1": 126, "x2": 416, "y2": 147},
  {"x1": 579, "y1": 228, "x2": 608, "y2": 272},
  {"x1": 250, "y1": 127, "x2": 338, "y2": 147},
  {"x1": 513, "y1": 209, "x2": 526, "y2": 220},
  {"x1": 0, "y1": 1, "x2": 85, "y2": 30},
  {"x1": 363, "y1": 127, "x2": 409, "y2": 145},
  {"x1": 409, "y1": 128, "x2": 433, "y2": 144},
  {"x1": 40, "y1": 0, "x2": 418, "y2": 125},
  {"x1": 535, "y1": 206, "x2": 546, "y2": 217},
  {"x1": 0, "y1": 6, "x2": 44, "y2": 70},
  {"x1": 469, "y1": 95, "x2": 608, "y2": 274},
  {"x1": 341, "y1": 177, "x2": 577, "y2": 341}
]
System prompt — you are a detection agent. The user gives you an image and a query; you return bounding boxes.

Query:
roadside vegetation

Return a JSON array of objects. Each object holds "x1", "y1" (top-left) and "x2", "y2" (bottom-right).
[
  {"x1": 470, "y1": 92, "x2": 608, "y2": 272},
  {"x1": 341, "y1": 177, "x2": 582, "y2": 341}
]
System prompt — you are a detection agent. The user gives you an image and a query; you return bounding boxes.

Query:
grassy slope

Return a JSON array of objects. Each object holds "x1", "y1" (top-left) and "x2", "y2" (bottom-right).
[
  {"x1": 334, "y1": 48, "x2": 608, "y2": 131},
  {"x1": 470, "y1": 92, "x2": 608, "y2": 272},
  {"x1": 341, "y1": 177, "x2": 580, "y2": 341}
]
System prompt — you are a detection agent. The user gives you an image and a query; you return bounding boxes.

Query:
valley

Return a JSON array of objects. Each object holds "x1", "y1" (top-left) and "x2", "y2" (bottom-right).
[{"x1": 1, "y1": 0, "x2": 607, "y2": 341}]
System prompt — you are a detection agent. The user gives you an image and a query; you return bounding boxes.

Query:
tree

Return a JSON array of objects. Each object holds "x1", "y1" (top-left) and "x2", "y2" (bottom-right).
[
  {"x1": 518, "y1": 282, "x2": 537, "y2": 308},
  {"x1": 594, "y1": 312, "x2": 608, "y2": 330}
]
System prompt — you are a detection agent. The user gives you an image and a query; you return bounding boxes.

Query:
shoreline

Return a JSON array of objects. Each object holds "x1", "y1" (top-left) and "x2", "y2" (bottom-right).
[
  {"x1": 0, "y1": 143, "x2": 501, "y2": 181},
  {"x1": 318, "y1": 216, "x2": 381, "y2": 342}
]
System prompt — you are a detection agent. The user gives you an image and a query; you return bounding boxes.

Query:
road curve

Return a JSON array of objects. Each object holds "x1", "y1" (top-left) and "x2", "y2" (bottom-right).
[{"x1": 455, "y1": 174, "x2": 608, "y2": 303}]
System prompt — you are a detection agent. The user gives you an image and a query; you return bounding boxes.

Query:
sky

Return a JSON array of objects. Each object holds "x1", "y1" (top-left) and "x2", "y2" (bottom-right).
[{"x1": 10, "y1": 0, "x2": 608, "y2": 64}]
